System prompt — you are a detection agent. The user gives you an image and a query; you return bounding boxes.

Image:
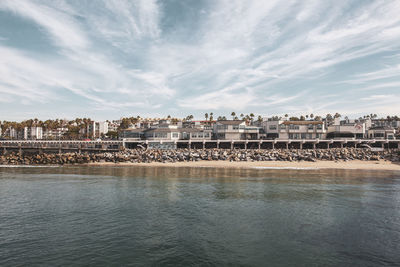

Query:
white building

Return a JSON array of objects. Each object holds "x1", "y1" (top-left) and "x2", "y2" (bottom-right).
[
  {"x1": 24, "y1": 127, "x2": 43, "y2": 140},
  {"x1": 326, "y1": 118, "x2": 366, "y2": 139}
]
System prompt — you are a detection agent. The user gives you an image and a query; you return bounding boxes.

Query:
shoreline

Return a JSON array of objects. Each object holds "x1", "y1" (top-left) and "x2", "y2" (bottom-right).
[{"x1": 85, "y1": 160, "x2": 400, "y2": 171}]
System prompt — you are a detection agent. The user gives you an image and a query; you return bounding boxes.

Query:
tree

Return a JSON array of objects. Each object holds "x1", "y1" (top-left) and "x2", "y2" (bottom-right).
[
  {"x1": 300, "y1": 115, "x2": 305, "y2": 121},
  {"x1": 205, "y1": 113, "x2": 208, "y2": 121},
  {"x1": 284, "y1": 114, "x2": 288, "y2": 118},
  {"x1": 231, "y1": 112, "x2": 236, "y2": 120},
  {"x1": 249, "y1": 113, "x2": 255, "y2": 122},
  {"x1": 209, "y1": 112, "x2": 213, "y2": 121},
  {"x1": 334, "y1": 113, "x2": 341, "y2": 119},
  {"x1": 310, "y1": 113, "x2": 314, "y2": 120},
  {"x1": 326, "y1": 114, "x2": 333, "y2": 122},
  {"x1": 257, "y1": 115, "x2": 263, "y2": 122}
]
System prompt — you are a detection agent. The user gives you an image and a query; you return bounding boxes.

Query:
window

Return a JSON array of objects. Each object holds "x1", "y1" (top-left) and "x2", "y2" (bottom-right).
[
  {"x1": 307, "y1": 134, "x2": 312, "y2": 139},
  {"x1": 233, "y1": 125, "x2": 239, "y2": 130},
  {"x1": 308, "y1": 124, "x2": 314, "y2": 130},
  {"x1": 279, "y1": 124, "x2": 286, "y2": 130},
  {"x1": 289, "y1": 124, "x2": 299, "y2": 130},
  {"x1": 217, "y1": 133, "x2": 225, "y2": 139},
  {"x1": 172, "y1": 133, "x2": 179, "y2": 138},
  {"x1": 198, "y1": 133, "x2": 203, "y2": 138},
  {"x1": 269, "y1": 125, "x2": 277, "y2": 130},
  {"x1": 301, "y1": 133, "x2": 306, "y2": 139},
  {"x1": 154, "y1": 133, "x2": 167, "y2": 138},
  {"x1": 204, "y1": 133, "x2": 210, "y2": 138},
  {"x1": 316, "y1": 124, "x2": 322, "y2": 129},
  {"x1": 192, "y1": 133, "x2": 197, "y2": 138},
  {"x1": 217, "y1": 125, "x2": 227, "y2": 130}
]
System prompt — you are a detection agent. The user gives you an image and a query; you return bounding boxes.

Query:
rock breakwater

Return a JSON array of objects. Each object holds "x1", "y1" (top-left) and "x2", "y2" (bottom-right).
[{"x1": 0, "y1": 148, "x2": 399, "y2": 165}]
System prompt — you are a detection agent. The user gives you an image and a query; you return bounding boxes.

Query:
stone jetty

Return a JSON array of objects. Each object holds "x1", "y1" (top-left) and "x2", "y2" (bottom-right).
[{"x1": 0, "y1": 148, "x2": 399, "y2": 165}]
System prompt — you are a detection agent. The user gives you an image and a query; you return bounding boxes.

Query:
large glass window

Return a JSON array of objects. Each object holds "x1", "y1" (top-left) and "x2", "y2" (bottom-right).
[{"x1": 269, "y1": 125, "x2": 277, "y2": 130}]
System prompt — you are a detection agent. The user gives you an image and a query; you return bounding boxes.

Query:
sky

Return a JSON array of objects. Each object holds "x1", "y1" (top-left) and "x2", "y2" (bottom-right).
[{"x1": 0, "y1": 0, "x2": 400, "y2": 121}]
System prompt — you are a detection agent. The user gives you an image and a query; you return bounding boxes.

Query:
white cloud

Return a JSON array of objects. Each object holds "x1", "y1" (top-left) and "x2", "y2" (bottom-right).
[{"x1": 1, "y1": 0, "x2": 400, "y2": 119}]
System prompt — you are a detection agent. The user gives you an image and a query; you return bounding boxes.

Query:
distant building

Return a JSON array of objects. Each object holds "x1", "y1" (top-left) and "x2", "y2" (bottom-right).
[
  {"x1": 87, "y1": 121, "x2": 109, "y2": 139},
  {"x1": 43, "y1": 127, "x2": 68, "y2": 139},
  {"x1": 24, "y1": 127, "x2": 43, "y2": 140}
]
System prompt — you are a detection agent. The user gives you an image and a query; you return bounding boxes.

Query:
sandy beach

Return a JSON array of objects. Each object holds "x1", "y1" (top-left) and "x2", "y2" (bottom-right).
[{"x1": 88, "y1": 160, "x2": 400, "y2": 171}]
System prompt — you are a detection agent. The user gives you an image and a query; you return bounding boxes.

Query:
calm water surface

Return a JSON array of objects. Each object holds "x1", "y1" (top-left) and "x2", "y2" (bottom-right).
[{"x1": 1, "y1": 166, "x2": 400, "y2": 266}]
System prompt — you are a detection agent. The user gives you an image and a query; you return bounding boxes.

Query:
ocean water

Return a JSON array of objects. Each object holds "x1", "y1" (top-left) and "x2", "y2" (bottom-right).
[{"x1": 1, "y1": 166, "x2": 400, "y2": 266}]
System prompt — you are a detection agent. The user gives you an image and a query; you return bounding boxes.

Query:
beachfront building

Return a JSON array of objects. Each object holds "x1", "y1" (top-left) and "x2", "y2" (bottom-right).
[
  {"x1": 264, "y1": 120, "x2": 326, "y2": 139},
  {"x1": 213, "y1": 120, "x2": 259, "y2": 140},
  {"x1": 179, "y1": 128, "x2": 212, "y2": 140},
  {"x1": 326, "y1": 118, "x2": 366, "y2": 139},
  {"x1": 263, "y1": 119, "x2": 326, "y2": 139},
  {"x1": 367, "y1": 126, "x2": 396, "y2": 139},
  {"x1": 120, "y1": 128, "x2": 145, "y2": 140},
  {"x1": 371, "y1": 119, "x2": 400, "y2": 129}
]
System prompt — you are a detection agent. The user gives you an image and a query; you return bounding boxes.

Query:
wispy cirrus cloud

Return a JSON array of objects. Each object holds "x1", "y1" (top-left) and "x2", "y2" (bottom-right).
[{"x1": 0, "y1": 0, "x2": 400, "y2": 120}]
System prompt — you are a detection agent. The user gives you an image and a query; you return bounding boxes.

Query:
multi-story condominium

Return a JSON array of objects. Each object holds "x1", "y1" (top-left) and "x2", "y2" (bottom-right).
[
  {"x1": 263, "y1": 119, "x2": 326, "y2": 139},
  {"x1": 43, "y1": 127, "x2": 68, "y2": 139},
  {"x1": 23, "y1": 127, "x2": 43, "y2": 140},
  {"x1": 86, "y1": 121, "x2": 109, "y2": 139},
  {"x1": 367, "y1": 126, "x2": 396, "y2": 139},
  {"x1": 326, "y1": 118, "x2": 366, "y2": 139},
  {"x1": 213, "y1": 120, "x2": 259, "y2": 140}
]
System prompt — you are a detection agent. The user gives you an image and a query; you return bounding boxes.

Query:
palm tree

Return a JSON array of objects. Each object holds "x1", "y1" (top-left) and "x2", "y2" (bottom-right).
[
  {"x1": 310, "y1": 113, "x2": 314, "y2": 120},
  {"x1": 257, "y1": 115, "x2": 263, "y2": 122},
  {"x1": 209, "y1": 112, "x2": 213, "y2": 121},
  {"x1": 205, "y1": 113, "x2": 208, "y2": 121},
  {"x1": 231, "y1": 112, "x2": 236, "y2": 120},
  {"x1": 249, "y1": 113, "x2": 255, "y2": 122},
  {"x1": 284, "y1": 114, "x2": 288, "y2": 118}
]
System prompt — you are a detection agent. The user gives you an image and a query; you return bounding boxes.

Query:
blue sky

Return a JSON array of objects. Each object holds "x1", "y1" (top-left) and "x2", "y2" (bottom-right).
[{"x1": 0, "y1": 0, "x2": 400, "y2": 121}]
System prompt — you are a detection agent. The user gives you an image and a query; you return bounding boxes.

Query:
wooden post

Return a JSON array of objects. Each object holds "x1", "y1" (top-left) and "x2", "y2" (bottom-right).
[
  {"x1": 18, "y1": 143, "x2": 22, "y2": 156},
  {"x1": 313, "y1": 143, "x2": 316, "y2": 150},
  {"x1": 300, "y1": 142, "x2": 303, "y2": 150},
  {"x1": 272, "y1": 142, "x2": 275, "y2": 150},
  {"x1": 231, "y1": 141, "x2": 233, "y2": 150},
  {"x1": 286, "y1": 143, "x2": 289, "y2": 150},
  {"x1": 258, "y1": 142, "x2": 261, "y2": 150},
  {"x1": 245, "y1": 142, "x2": 247, "y2": 150},
  {"x1": 327, "y1": 143, "x2": 330, "y2": 149},
  {"x1": 203, "y1": 141, "x2": 205, "y2": 150},
  {"x1": 58, "y1": 144, "x2": 62, "y2": 154}
]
